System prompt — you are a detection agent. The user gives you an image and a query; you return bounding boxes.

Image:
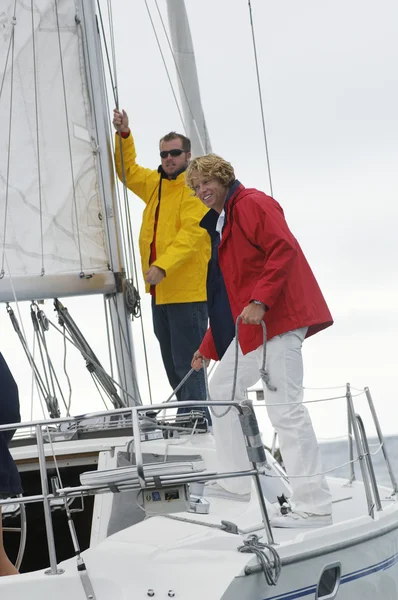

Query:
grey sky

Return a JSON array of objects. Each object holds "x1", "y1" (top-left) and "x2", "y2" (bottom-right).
[
  {"x1": 113, "y1": 0, "x2": 398, "y2": 440},
  {"x1": 2, "y1": 0, "x2": 397, "y2": 442}
]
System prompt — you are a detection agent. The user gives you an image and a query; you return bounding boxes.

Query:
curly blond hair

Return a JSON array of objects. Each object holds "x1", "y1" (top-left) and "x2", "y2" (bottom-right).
[{"x1": 186, "y1": 154, "x2": 235, "y2": 191}]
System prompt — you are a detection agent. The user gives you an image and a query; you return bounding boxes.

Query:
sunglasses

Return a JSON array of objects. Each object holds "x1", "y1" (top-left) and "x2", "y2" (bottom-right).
[{"x1": 160, "y1": 149, "x2": 186, "y2": 159}]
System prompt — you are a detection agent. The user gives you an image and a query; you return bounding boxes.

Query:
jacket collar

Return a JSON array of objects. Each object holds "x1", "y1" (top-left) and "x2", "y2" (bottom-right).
[{"x1": 157, "y1": 165, "x2": 187, "y2": 181}]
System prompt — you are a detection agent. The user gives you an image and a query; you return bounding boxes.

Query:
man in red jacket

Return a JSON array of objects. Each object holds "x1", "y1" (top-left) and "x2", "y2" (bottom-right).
[{"x1": 187, "y1": 154, "x2": 333, "y2": 528}]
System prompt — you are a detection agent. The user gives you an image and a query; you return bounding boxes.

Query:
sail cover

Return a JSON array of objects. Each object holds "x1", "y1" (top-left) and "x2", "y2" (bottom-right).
[{"x1": 0, "y1": 1, "x2": 111, "y2": 299}]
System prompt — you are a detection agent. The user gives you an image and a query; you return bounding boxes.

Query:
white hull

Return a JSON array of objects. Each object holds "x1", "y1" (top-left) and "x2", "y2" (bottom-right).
[
  {"x1": 1, "y1": 497, "x2": 398, "y2": 599},
  {"x1": 2, "y1": 427, "x2": 398, "y2": 599}
]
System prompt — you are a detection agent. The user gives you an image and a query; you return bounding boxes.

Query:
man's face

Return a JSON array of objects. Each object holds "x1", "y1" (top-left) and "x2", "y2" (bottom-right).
[
  {"x1": 191, "y1": 171, "x2": 228, "y2": 214},
  {"x1": 160, "y1": 138, "x2": 190, "y2": 177}
]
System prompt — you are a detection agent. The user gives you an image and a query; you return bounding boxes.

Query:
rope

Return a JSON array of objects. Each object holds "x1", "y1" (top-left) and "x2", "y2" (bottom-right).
[
  {"x1": 209, "y1": 317, "x2": 274, "y2": 418},
  {"x1": 81, "y1": 1, "x2": 151, "y2": 404},
  {"x1": 124, "y1": 279, "x2": 141, "y2": 318},
  {"x1": 30, "y1": 0, "x2": 44, "y2": 275},
  {"x1": 95, "y1": 0, "x2": 152, "y2": 403},
  {"x1": 144, "y1": 0, "x2": 186, "y2": 132},
  {"x1": 54, "y1": 0, "x2": 84, "y2": 275},
  {"x1": 247, "y1": 0, "x2": 274, "y2": 196},
  {"x1": 238, "y1": 534, "x2": 281, "y2": 586}
]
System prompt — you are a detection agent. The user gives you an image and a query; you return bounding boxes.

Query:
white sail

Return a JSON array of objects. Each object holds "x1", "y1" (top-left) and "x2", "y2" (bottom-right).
[
  {"x1": 0, "y1": 0, "x2": 112, "y2": 301},
  {"x1": 166, "y1": 0, "x2": 211, "y2": 157}
]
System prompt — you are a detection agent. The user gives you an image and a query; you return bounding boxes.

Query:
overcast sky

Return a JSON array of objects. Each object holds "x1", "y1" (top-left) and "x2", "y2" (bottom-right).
[{"x1": 2, "y1": 0, "x2": 398, "y2": 445}]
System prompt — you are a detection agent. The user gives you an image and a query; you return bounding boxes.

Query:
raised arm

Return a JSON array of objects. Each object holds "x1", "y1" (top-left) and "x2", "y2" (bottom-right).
[{"x1": 113, "y1": 109, "x2": 158, "y2": 204}]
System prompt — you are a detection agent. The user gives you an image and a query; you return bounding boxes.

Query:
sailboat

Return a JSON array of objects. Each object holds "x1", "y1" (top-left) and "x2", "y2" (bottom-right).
[{"x1": 1, "y1": 1, "x2": 398, "y2": 598}]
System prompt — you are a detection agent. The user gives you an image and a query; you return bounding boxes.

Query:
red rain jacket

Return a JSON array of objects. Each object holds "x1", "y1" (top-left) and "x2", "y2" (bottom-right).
[{"x1": 199, "y1": 184, "x2": 333, "y2": 360}]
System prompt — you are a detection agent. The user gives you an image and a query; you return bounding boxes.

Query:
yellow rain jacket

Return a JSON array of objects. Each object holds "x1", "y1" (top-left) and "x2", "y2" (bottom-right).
[{"x1": 115, "y1": 133, "x2": 210, "y2": 304}]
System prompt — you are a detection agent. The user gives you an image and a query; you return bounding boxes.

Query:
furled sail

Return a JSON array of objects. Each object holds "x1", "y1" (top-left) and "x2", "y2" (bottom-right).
[
  {"x1": 0, "y1": 0, "x2": 114, "y2": 301},
  {"x1": 166, "y1": 0, "x2": 212, "y2": 157}
]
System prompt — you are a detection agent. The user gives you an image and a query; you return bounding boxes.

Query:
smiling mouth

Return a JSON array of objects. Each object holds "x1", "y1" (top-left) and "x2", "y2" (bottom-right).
[{"x1": 203, "y1": 194, "x2": 212, "y2": 201}]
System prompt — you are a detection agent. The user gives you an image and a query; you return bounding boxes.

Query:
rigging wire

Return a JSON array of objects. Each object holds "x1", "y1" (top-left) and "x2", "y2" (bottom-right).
[
  {"x1": 54, "y1": 0, "x2": 84, "y2": 275},
  {"x1": 30, "y1": 331, "x2": 36, "y2": 426},
  {"x1": 81, "y1": 2, "x2": 148, "y2": 404},
  {"x1": 96, "y1": 0, "x2": 117, "y2": 106},
  {"x1": 0, "y1": 3, "x2": 142, "y2": 417},
  {"x1": 30, "y1": 0, "x2": 45, "y2": 275},
  {"x1": 103, "y1": 294, "x2": 116, "y2": 381},
  {"x1": 1, "y1": 234, "x2": 53, "y2": 418},
  {"x1": 77, "y1": 2, "x2": 115, "y2": 276},
  {"x1": 47, "y1": 316, "x2": 139, "y2": 405},
  {"x1": 90, "y1": 372, "x2": 111, "y2": 410},
  {"x1": 143, "y1": 0, "x2": 186, "y2": 132},
  {"x1": 1, "y1": 3, "x2": 17, "y2": 278},
  {"x1": 110, "y1": 294, "x2": 131, "y2": 403},
  {"x1": 62, "y1": 323, "x2": 73, "y2": 416},
  {"x1": 106, "y1": 0, "x2": 119, "y2": 108},
  {"x1": 97, "y1": 0, "x2": 154, "y2": 403},
  {"x1": 32, "y1": 304, "x2": 69, "y2": 414},
  {"x1": 248, "y1": 0, "x2": 274, "y2": 196},
  {"x1": 0, "y1": 18, "x2": 14, "y2": 102},
  {"x1": 99, "y1": 46, "x2": 134, "y2": 283}
]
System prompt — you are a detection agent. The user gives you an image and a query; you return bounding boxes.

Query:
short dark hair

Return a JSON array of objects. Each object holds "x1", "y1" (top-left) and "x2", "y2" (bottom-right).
[{"x1": 159, "y1": 131, "x2": 191, "y2": 153}]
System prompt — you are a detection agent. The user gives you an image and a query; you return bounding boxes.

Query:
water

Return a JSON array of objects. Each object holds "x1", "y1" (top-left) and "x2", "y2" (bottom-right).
[{"x1": 319, "y1": 435, "x2": 398, "y2": 489}]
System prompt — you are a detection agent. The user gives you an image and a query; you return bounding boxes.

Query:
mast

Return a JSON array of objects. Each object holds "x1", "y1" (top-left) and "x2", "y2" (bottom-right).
[
  {"x1": 77, "y1": 0, "x2": 141, "y2": 406},
  {"x1": 165, "y1": 0, "x2": 212, "y2": 157}
]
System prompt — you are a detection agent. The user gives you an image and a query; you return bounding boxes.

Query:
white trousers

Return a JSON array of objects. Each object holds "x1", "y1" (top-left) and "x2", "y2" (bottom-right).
[{"x1": 209, "y1": 328, "x2": 332, "y2": 515}]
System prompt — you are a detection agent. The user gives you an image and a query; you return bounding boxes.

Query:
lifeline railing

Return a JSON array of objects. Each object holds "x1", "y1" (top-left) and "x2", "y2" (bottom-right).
[
  {"x1": 254, "y1": 381, "x2": 398, "y2": 519},
  {"x1": 0, "y1": 399, "x2": 273, "y2": 578},
  {"x1": 345, "y1": 383, "x2": 397, "y2": 517},
  {"x1": 1, "y1": 383, "x2": 397, "y2": 578}
]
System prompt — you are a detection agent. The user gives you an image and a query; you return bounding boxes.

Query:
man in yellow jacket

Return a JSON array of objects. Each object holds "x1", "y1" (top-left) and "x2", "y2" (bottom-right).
[{"x1": 113, "y1": 109, "x2": 210, "y2": 421}]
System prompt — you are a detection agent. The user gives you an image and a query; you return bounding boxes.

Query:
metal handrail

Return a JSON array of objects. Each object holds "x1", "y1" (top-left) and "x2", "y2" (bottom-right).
[
  {"x1": 364, "y1": 387, "x2": 398, "y2": 495},
  {"x1": 130, "y1": 400, "x2": 274, "y2": 545},
  {"x1": 346, "y1": 383, "x2": 381, "y2": 518},
  {"x1": 355, "y1": 414, "x2": 382, "y2": 512},
  {"x1": 344, "y1": 382, "x2": 398, "y2": 515}
]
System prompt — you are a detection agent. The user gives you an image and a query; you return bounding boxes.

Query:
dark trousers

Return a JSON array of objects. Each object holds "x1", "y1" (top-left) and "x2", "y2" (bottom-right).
[
  {"x1": 0, "y1": 353, "x2": 22, "y2": 496},
  {"x1": 151, "y1": 298, "x2": 211, "y2": 424}
]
